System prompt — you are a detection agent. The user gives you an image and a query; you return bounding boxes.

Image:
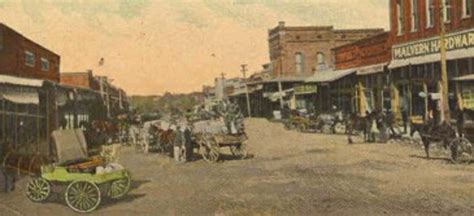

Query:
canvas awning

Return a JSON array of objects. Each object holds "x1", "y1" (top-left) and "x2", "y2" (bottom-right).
[
  {"x1": 0, "y1": 74, "x2": 44, "y2": 87},
  {"x1": 305, "y1": 68, "x2": 356, "y2": 83},
  {"x1": 452, "y1": 74, "x2": 474, "y2": 81},
  {"x1": 262, "y1": 76, "x2": 307, "y2": 83},
  {"x1": 52, "y1": 129, "x2": 88, "y2": 163},
  {"x1": 357, "y1": 63, "x2": 388, "y2": 75},
  {"x1": 388, "y1": 47, "x2": 474, "y2": 69},
  {"x1": 0, "y1": 89, "x2": 39, "y2": 104}
]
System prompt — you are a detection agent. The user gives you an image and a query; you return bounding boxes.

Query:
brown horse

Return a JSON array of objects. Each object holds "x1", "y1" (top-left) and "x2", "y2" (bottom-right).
[
  {"x1": 156, "y1": 128, "x2": 176, "y2": 157},
  {"x1": 346, "y1": 111, "x2": 379, "y2": 144},
  {"x1": 418, "y1": 120, "x2": 456, "y2": 159}
]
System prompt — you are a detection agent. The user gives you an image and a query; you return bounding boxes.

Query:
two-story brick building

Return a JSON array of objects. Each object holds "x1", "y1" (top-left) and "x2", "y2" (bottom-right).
[
  {"x1": 268, "y1": 21, "x2": 384, "y2": 78},
  {"x1": 331, "y1": 32, "x2": 393, "y2": 115},
  {"x1": 0, "y1": 23, "x2": 60, "y2": 82},
  {"x1": 388, "y1": 0, "x2": 474, "y2": 123}
]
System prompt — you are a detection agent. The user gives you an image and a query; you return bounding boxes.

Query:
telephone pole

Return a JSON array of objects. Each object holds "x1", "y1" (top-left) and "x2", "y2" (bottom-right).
[
  {"x1": 241, "y1": 64, "x2": 252, "y2": 118},
  {"x1": 439, "y1": 1, "x2": 450, "y2": 123}
]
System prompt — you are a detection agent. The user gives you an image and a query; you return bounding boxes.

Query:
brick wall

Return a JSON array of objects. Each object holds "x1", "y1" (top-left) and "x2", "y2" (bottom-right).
[
  {"x1": 334, "y1": 32, "x2": 392, "y2": 69},
  {"x1": 0, "y1": 23, "x2": 60, "y2": 82},
  {"x1": 390, "y1": 0, "x2": 474, "y2": 45},
  {"x1": 268, "y1": 22, "x2": 384, "y2": 77}
]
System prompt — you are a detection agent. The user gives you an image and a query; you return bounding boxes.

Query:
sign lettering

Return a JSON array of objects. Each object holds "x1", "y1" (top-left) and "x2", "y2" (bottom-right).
[{"x1": 393, "y1": 30, "x2": 474, "y2": 60}]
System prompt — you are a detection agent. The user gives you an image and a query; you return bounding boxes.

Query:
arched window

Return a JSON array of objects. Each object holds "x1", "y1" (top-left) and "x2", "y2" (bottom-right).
[
  {"x1": 295, "y1": 52, "x2": 304, "y2": 74},
  {"x1": 317, "y1": 53, "x2": 325, "y2": 65}
]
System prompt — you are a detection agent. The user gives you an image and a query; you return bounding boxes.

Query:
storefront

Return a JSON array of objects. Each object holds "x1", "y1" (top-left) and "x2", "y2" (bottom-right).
[
  {"x1": 389, "y1": 29, "x2": 474, "y2": 123},
  {"x1": 305, "y1": 68, "x2": 356, "y2": 114}
]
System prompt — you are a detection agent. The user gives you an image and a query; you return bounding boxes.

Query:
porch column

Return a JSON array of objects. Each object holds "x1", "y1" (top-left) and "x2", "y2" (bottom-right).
[{"x1": 278, "y1": 81, "x2": 284, "y2": 109}]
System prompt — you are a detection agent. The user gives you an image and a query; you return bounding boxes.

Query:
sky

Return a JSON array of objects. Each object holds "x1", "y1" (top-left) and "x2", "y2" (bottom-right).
[{"x1": 0, "y1": 0, "x2": 390, "y2": 95}]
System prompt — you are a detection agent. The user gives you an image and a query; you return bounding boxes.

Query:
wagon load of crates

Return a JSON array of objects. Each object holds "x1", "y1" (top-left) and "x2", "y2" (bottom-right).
[
  {"x1": 23, "y1": 129, "x2": 131, "y2": 213},
  {"x1": 191, "y1": 119, "x2": 248, "y2": 163}
]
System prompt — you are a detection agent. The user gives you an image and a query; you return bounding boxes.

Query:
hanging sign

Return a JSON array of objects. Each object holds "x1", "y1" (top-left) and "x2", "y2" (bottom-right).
[{"x1": 294, "y1": 84, "x2": 317, "y2": 95}]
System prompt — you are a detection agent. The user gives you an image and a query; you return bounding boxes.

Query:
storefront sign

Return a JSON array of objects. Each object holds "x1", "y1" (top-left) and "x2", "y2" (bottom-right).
[
  {"x1": 294, "y1": 84, "x2": 317, "y2": 95},
  {"x1": 393, "y1": 30, "x2": 474, "y2": 60}
]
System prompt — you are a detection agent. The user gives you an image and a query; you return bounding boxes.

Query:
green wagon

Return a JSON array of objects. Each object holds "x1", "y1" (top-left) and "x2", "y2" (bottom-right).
[{"x1": 25, "y1": 129, "x2": 131, "y2": 213}]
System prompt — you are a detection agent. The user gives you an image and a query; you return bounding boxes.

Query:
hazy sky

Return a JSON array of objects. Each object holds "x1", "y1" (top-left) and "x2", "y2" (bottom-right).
[{"x1": 0, "y1": 0, "x2": 389, "y2": 95}]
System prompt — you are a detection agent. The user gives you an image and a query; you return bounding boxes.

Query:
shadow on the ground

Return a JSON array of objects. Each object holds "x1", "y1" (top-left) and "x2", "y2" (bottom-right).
[
  {"x1": 409, "y1": 154, "x2": 450, "y2": 162},
  {"x1": 100, "y1": 193, "x2": 147, "y2": 210}
]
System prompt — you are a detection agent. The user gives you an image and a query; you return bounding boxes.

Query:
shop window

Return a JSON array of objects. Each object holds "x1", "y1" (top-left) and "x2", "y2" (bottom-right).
[{"x1": 24, "y1": 51, "x2": 35, "y2": 67}]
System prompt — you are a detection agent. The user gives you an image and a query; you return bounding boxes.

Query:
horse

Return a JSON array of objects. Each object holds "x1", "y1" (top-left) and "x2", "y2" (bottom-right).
[
  {"x1": 156, "y1": 128, "x2": 176, "y2": 157},
  {"x1": 417, "y1": 120, "x2": 456, "y2": 159},
  {"x1": 346, "y1": 111, "x2": 380, "y2": 144}
]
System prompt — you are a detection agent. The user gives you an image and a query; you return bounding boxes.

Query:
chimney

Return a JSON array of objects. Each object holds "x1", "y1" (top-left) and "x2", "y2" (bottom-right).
[{"x1": 278, "y1": 21, "x2": 285, "y2": 28}]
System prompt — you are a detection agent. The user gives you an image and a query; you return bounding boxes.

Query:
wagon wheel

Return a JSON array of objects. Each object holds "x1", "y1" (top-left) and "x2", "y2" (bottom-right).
[
  {"x1": 108, "y1": 171, "x2": 132, "y2": 199},
  {"x1": 334, "y1": 123, "x2": 346, "y2": 134},
  {"x1": 297, "y1": 123, "x2": 307, "y2": 132},
  {"x1": 65, "y1": 181, "x2": 101, "y2": 213},
  {"x1": 230, "y1": 141, "x2": 248, "y2": 160},
  {"x1": 26, "y1": 178, "x2": 51, "y2": 202},
  {"x1": 199, "y1": 134, "x2": 220, "y2": 163},
  {"x1": 449, "y1": 138, "x2": 473, "y2": 164}
]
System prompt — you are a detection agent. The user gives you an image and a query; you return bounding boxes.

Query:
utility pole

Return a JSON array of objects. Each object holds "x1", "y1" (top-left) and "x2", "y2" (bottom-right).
[
  {"x1": 439, "y1": 1, "x2": 450, "y2": 123},
  {"x1": 241, "y1": 64, "x2": 252, "y2": 118}
]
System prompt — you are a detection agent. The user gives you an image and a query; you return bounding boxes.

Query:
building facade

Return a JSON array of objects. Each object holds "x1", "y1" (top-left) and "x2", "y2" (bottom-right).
[
  {"x1": 268, "y1": 21, "x2": 384, "y2": 78},
  {"x1": 0, "y1": 23, "x2": 60, "y2": 82},
  {"x1": 333, "y1": 32, "x2": 393, "y2": 115},
  {"x1": 60, "y1": 70, "x2": 101, "y2": 90},
  {"x1": 388, "y1": 0, "x2": 474, "y2": 123}
]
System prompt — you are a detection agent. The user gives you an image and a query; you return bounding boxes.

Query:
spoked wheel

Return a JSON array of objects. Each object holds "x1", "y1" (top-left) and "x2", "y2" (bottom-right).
[
  {"x1": 230, "y1": 141, "x2": 248, "y2": 160},
  {"x1": 321, "y1": 124, "x2": 332, "y2": 134},
  {"x1": 108, "y1": 171, "x2": 132, "y2": 199},
  {"x1": 26, "y1": 178, "x2": 51, "y2": 202},
  {"x1": 449, "y1": 138, "x2": 473, "y2": 164},
  {"x1": 65, "y1": 181, "x2": 101, "y2": 213},
  {"x1": 334, "y1": 123, "x2": 346, "y2": 134},
  {"x1": 199, "y1": 134, "x2": 220, "y2": 163},
  {"x1": 297, "y1": 124, "x2": 307, "y2": 132}
]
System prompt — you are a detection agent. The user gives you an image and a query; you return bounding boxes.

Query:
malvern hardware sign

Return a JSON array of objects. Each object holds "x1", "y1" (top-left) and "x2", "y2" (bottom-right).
[{"x1": 393, "y1": 30, "x2": 474, "y2": 60}]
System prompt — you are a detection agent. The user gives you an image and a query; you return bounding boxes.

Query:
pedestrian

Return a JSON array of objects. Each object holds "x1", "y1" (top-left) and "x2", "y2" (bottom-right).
[
  {"x1": 173, "y1": 126, "x2": 186, "y2": 163},
  {"x1": 400, "y1": 95, "x2": 409, "y2": 134}
]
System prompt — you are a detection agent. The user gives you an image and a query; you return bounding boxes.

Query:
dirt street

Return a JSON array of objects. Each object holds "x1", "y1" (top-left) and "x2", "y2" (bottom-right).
[{"x1": 1, "y1": 119, "x2": 474, "y2": 215}]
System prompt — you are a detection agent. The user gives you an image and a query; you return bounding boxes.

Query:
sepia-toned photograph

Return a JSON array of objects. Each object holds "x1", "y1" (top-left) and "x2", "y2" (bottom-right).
[{"x1": 1, "y1": 0, "x2": 474, "y2": 215}]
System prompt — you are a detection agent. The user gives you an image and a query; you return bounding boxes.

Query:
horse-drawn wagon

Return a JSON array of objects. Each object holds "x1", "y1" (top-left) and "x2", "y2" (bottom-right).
[
  {"x1": 191, "y1": 120, "x2": 248, "y2": 163},
  {"x1": 18, "y1": 129, "x2": 131, "y2": 213}
]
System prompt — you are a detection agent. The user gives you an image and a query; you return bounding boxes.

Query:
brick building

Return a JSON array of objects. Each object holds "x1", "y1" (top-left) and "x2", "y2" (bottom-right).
[
  {"x1": 0, "y1": 23, "x2": 60, "y2": 82},
  {"x1": 332, "y1": 32, "x2": 393, "y2": 114},
  {"x1": 268, "y1": 21, "x2": 384, "y2": 78},
  {"x1": 60, "y1": 70, "x2": 101, "y2": 90},
  {"x1": 388, "y1": 0, "x2": 474, "y2": 123}
]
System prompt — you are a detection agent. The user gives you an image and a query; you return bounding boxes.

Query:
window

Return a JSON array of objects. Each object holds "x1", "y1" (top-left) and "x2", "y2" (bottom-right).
[
  {"x1": 0, "y1": 29, "x2": 3, "y2": 50},
  {"x1": 426, "y1": 0, "x2": 435, "y2": 28},
  {"x1": 316, "y1": 52, "x2": 327, "y2": 70},
  {"x1": 411, "y1": 0, "x2": 419, "y2": 31},
  {"x1": 295, "y1": 52, "x2": 305, "y2": 74},
  {"x1": 24, "y1": 51, "x2": 35, "y2": 67},
  {"x1": 443, "y1": 0, "x2": 452, "y2": 23},
  {"x1": 463, "y1": 0, "x2": 473, "y2": 18},
  {"x1": 397, "y1": 0, "x2": 405, "y2": 35},
  {"x1": 41, "y1": 58, "x2": 49, "y2": 71}
]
